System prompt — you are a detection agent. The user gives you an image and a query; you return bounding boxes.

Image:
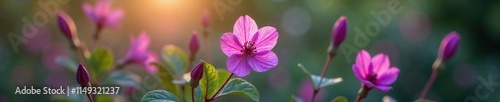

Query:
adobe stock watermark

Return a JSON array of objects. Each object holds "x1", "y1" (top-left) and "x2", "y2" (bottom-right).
[
  {"x1": 339, "y1": 0, "x2": 404, "y2": 63},
  {"x1": 212, "y1": 0, "x2": 242, "y2": 21},
  {"x1": 464, "y1": 74, "x2": 500, "y2": 102},
  {"x1": 7, "y1": 0, "x2": 69, "y2": 53}
]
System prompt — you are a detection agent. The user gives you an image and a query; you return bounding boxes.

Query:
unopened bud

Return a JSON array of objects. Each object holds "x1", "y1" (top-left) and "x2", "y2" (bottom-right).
[
  {"x1": 189, "y1": 31, "x2": 200, "y2": 54},
  {"x1": 190, "y1": 62, "x2": 204, "y2": 88},
  {"x1": 57, "y1": 11, "x2": 78, "y2": 44},
  {"x1": 328, "y1": 16, "x2": 347, "y2": 56},
  {"x1": 201, "y1": 9, "x2": 211, "y2": 28},
  {"x1": 438, "y1": 31, "x2": 460, "y2": 62},
  {"x1": 76, "y1": 64, "x2": 90, "y2": 87}
]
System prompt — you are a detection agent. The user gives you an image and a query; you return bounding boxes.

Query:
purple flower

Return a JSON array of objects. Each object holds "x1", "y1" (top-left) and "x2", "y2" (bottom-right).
[
  {"x1": 438, "y1": 31, "x2": 460, "y2": 62},
  {"x1": 57, "y1": 11, "x2": 77, "y2": 43},
  {"x1": 220, "y1": 15, "x2": 279, "y2": 77},
  {"x1": 82, "y1": 0, "x2": 124, "y2": 29},
  {"x1": 119, "y1": 32, "x2": 158, "y2": 74},
  {"x1": 76, "y1": 64, "x2": 90, "y2": 87},
  {"x1": 352, "y1": 50, "x2": 399, "y2": 92},
  {"x1": 189, "y1": 31, "x2": 200, "y2": 54},
  {"x1": 331, "y1": 16, "x2": 347, "y2": 48}
]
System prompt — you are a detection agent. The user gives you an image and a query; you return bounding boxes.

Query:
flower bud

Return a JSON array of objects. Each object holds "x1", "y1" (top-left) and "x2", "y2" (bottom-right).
[
  {"x1": 190, "y1": 62, "x2": 204, "y2": 88},
  {"x1": 57, "y1": 11, "x2": 78, "y2": 43},
  {"x1": 189, "y1": 31, "x2": 200, "y2": 54},
  {"x1": 332, "y1": 16, "x2": 347, "y2": 47},
  {"x1": 328, "y1": 16, "x2": 347, "y2": 55},
  {"x1": 76, "y1": 64, "x2": 90, "y2": 87},
  {"x1": 438, "y1": 31, "x2": 460, "y2": 62},
  {"x1": 201, "y1": 9, "x2": 211, "y2": 28}
]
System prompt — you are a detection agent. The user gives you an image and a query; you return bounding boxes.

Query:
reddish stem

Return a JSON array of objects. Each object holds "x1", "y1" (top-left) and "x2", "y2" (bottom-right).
[{"x1": 206, "y1": 73, "x2": 234, "y2": 102}]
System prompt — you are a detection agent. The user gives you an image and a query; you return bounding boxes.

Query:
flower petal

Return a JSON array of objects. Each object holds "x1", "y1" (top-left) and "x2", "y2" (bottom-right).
[
  {"x1": 142, "y1": 52, "x2": 158, "y2": 74},
  {"x1": 233, "y1": 15, "x2": 258, "y2": 43},
  {"x1": 82, "y1": 3, "x2": 96, "y2": 22},
  {"x1": 247, "y1": 51, "x2": 278, "y2": 72},
  {"x1": 374, "y1": 85, "x2": 392, "y2": 92},
  {"x1": 220, "y1": 32, "x2": 243, "y2": 56},
  {"x1": 352, "y1": 65, "x2": 366, "y2": 81},
  {"x1": 376, "y1": 67, "x2": 399, "y2": 86},
  {"x1": 253, "y1": 26, "x2": 278, "y2": 51},
  {"x1": 227, "y1": 54, "x2": 251, "y2": 77},
  {"x1": 372, "y1": 54, "x2": 390, "y2": 73},
  {"x1": 356, "y1": 50, "x2": 371, "y2": 75},
  {"x1": 104, "y1": 9, "x2": 124, "y2": 29}
]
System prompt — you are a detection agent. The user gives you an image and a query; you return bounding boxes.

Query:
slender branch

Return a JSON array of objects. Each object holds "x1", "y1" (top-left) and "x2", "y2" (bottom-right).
[
  {"x1": 419, "y1": 61, "x2": 440, "y2": 99},
  {"x1": 191, "y1": 87, "x2": 195, "y2": 102},
  {"x1": 203, "y1": 29, "x2": 211, "y2": 63},
  {"x1": 206, "y1": 73, "x2": 234, "y2": 102},
  {"x1": 92, "y1": 26, "x2": 102, "y2": 50},
  {"x1": 354, "y1": 84, "x2": 371, "y2": 102},
  {"x1": 86, "y1": 94, "x2": 94, "y2": 102},
  {"x1": 311, "y1": 54, "x2": 334, "y2": 102}
]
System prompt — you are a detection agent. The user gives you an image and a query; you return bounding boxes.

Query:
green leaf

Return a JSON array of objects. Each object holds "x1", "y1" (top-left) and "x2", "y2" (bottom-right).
[
  {"x1": 331, "y1": 96, "x2": 348, "y2": 102},
  {"x1": 383, "y1": 96, "x2": 398, "y2": 102},
  {"x1": 217, "y1": 69, "x2": 231, "y2": 88},
  {"x1": 142, "y1": 90, "x2": 180, "y2": 102},
  {"x1": 55, "y1": 55, "x2": 78, "y2": 73},
  {"x1": 96, "y1": 95, "x2": 114, "y2": 102},
  {"x1": 151, "y1": 62, "x2": 180, "y2": 97},
  {"x1": 89, "y1": 47, "x2": 114, "y2": 77},
  {"x1": 220, "y1": 78, "x2": 259, "y2": 102},
  {"x1": 298, "y1": 63, "x2": 343, "y2": 89},
  {"x1": 200, "y1": 61, "x2": 219, "y2": 99},
  {"x1": 102, "y1": 70, "x2": 141, "y2": 87},
  {"x1": 414, "y1": 99, "x2": 435, "y2": 102},
  {"x1": 161, "y1": 45, "x2": 189, "y2": 77}
]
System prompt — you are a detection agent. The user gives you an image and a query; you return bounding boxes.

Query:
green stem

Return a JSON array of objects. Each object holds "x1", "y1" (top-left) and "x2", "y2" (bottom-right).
[
  {"x1": 206, "y1": 73, "x2": 234, "y2": 102},
  {"x1": 311, "y1": 54, "x2": 334, "y2": 102}
]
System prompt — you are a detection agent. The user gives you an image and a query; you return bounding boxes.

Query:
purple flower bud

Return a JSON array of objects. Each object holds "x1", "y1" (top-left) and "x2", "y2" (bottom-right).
[
  {"x1": 76, "y1": 64, "x2": 90, "y2": 87},
  {"x1": 332, "y1": 16, "x2": 347, "y2": 47},
  {"x1": 201, "y1": 9, "x2": 211, "y2": 28},
  {"x1": 57, "y1": 11, "x2": 77, "y2": 42},
  {"x1": 438, "y1": 31, "x2": 460, "y2": 62},
  {"x1": 189, "y1": 31, "x2": 200, "y2": 54},
  {"x1": 190, "y1": 62, "x2": 204, "y2": 88}
]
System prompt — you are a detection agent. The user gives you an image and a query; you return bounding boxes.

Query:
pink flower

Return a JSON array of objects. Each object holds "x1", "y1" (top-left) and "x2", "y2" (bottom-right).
[
  {"x1": 82, "y1": 0, "x2": 124, "y2": 29},
  {"x1": 220, "y1": 15, "x2": 279, "y2": 77},
  {"x1": 119, "y1": 32, "x2": 158, "y2": 74},
  {"x1": 438, "y1": 31, "x2": 460, "y2": 62},
  {"x1": 352, "y1": 50, "x2": 399, "y2": 92}
]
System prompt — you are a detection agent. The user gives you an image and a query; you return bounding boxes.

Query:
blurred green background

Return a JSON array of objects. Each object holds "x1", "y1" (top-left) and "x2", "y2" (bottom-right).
[{"x1": 1, "y1": 0, "x2": 500, "y2": 102}]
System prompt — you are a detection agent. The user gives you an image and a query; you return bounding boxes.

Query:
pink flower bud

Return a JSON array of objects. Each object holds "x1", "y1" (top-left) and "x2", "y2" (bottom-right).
[
  {"x1": 190, "y1": 62, "x2": 204, "y2": 88},
  {"x1": 76, "y1": 64, "x2": 90, "y2": 87},
  {"x1": 201, "y1": 9, "x2": 211, "y2": 28},
  {"x1": 332, "y1": 16, "x2": 347, "y2": 47},
  {"x1": 438, "y1": 31, "x2": 460, "y2": 62},
  {"x1": 189, "y1": 31, "x2": 200, "y2": 54},
  {"x1": 57, "y1": 11, "x2": 77, "y2": 42}
]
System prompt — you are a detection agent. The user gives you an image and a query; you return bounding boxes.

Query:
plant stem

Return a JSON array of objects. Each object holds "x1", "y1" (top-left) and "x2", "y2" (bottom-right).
[
  {"x1": 191, "y1": 87, "x2": 195, "y2": 102},
  {"x1": 203, "y1": 29, "x2": 211, "y2": 63},
  {"x1": 419, "y1": 60, "x2": 441, "y2": 99},
  {"x1": 206, "y1": 73, "x2": 234, "y2": 102},
  {"x1": 354, "y1": 84, "x2": 371, "y2": 102},
  {"x1": 92, "y1": 26, "x2": 102, "y2": 50},
  {"x1": 86, "y1": 94, "x2": 95, "y2": 102},
  {"x1": 311, "y1": 54, "x2": 334, "y2": 102}
]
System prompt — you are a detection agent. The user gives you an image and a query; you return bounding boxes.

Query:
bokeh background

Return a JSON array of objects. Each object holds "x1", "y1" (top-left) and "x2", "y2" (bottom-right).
[{"x1": 1, "y1": 0, "x2": 500, "y2": 102}]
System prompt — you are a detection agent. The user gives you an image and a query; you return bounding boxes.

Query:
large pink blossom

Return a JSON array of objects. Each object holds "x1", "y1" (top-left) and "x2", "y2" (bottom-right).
[
  {"x1": 119, "y1": 32, "x2": 157, "y2": 74},
  {"x1": 352, "y1": 50, "x2": 399, "y2": 92},
  {"x1": 220, "y1": 15, "x2": 279, "y2": 77},
  {"x1": 82, "y1": 0, "x2": 123, "y2": 29}
]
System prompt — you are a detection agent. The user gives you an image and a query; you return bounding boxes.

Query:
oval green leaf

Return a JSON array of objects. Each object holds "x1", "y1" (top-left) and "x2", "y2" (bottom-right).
[
  {"x1": 142, "y1": 90, "x2": 180, "y2": 102},
  {"x1": 89, "y1": 47, "x2": 114, "y2": 77},
  {"x1": 220, "y1": 78, "x2": 259, "y2": 102},
  {"x1": 200, "y1": 61, "x2": 219, "y2": 98},
  {"x1": 331, "y1": 96, "x2": 348, "y2": 102},
  {"x1": 161, "y1": 45, "x2": 189, "y2": 77}
]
